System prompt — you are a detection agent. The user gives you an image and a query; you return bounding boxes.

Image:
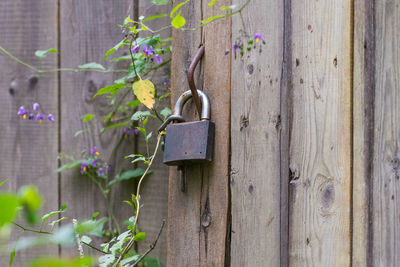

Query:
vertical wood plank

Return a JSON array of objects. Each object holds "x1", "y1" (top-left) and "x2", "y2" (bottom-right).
[
  {"x1": 230, "y1": 0, "x2": 285, "y2": 266},
  {"x1": 167, "y1": 0, "x2": 230, "y2": 265},
  {"x1": 0, "y1": 0, "x2": 59, "y2": 265},
  {"x1": 137, "y1": 0, "x2": 170, "y2": 263},
  {"x1": 370, "y1": 0, "x2": 400, "y2": 265},
  {"x1": 288, "y1": 0, "x2": 352, "y2": 266},
  {"x1": 353, "y1": 0, "x2": 375, "y2": 265},
  {"x1": 167, "y1": 1, "x2": 203, "y2": 265},
  {"x1": 59, "y1": 0, "x2": 133, "y2": 256}
]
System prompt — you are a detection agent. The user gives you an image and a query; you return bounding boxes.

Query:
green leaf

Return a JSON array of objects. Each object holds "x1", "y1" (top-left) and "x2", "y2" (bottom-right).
[
  {"x1": 9, "y1": 249, "x2": 15, "y2": 266},
  {"x1": 41, "y1": 204, "x2": 67, "y2": 223},
  {"x1": 34, "y1": 48, "x2": 58, "y2": 59},
  {"x1": 131, "y1": 110, "x2": 151, "y2": 121},
  {"x1": 56, "y1": 160, "x2": 84, "y2": 173},
  {"x1": 125, "y1": 100, "x2": 141, "y2": 107},
  {"x1": 171, "y1": 11, "x2": 186, "y2": 29},
  {"x1": 220, "y1": 4, "x2": 237, "y2": 10},
  {"x1": 208, "y1": 0, "x2": 219, "y2": 6},
  {"x1": 93, "y1": 83, "x2": 125, "y2": 99},
  {"x1": 170, "y1": 0, "x2": 190, "y2": 18},
  {"x1": 134, "y1": 232, "x2": 146, "y2": 242},
  {"x1": 92, "y1": 212, "x2": 99, "y2": 220},
  {"x1": 105, "y1": 39, "x2": 125, "y2": 61},
  {"x1": 149, "y1": 0, "x2": 170, "y2": 5},
  {"x1": 132, "y1": 79, "x2": 156, "y2": 109},
  {"x1": 0, "y1": 179, "x2": 7, "y2": 188},
  {"x1": 81, "y1": 235, "x2": 92, "y2": 245},
  {"x1": 82, "y1": 114, "x2": 94, "y2": 122},
  {"x1": 116, "y1": 169, "x2": 146, "y2": 181},
  {"x1": 100, "y1": 121, "x2": 130, "y2": 133},
  {"x1": 78, "y1": 62, "x2": 105, "y2": 70},
  {"x1": 28, "y1": 256, "x2": 94, "y2": 267},
  {"x1": 143, "y1": 14, "x2": 168, "y2": 22},
  {"x1": 0, "y1": 193, "x2": 19, "y2": 227},
  {"x1": 49, "y1": 217, "x2": 68, "y2": 228},
  {"x1": 18, "y1": 186, "x2": 42, "y2": 211},
  {"x1": 121, "y1": 255, "x2": 140, "y2": 265},
  {"x1": 146, "y1": 132, "x2": 153, "y2": 141},
  {"x1": 98, "y1": 254, "x2": 115, "y2": 267},
  {"x1": 160, "y1": 107, "x2": 171, "y2": 119},
  {"x1": 143, "y1": 256, "x2": 165, "y2": 267},
  {"x1": 201, "y1": 14, "x2": 226, "y2": 24}
]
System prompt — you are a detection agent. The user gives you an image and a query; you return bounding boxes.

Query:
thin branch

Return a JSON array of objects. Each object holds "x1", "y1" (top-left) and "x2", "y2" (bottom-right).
[
  {"x1": 132, "y1": 220, "x2": 166, "y2": 267},
  {"x1": 12, "y1": 222, "x2": 52, "y2": 234},
  {"x1": 81, "y1": 241, "x2": 108, "y2": 254},
  {"x1": 112, "y1": 133, "x2": 163, "y2": 267},
  {"x1": 182, "y1": 0, "x2": 251, "y2": 31},
  {"x1": 0, "y1": 45, "x2": 128, "y2": 74},
  {"x1": 0, "y1": 45, "x2": 38, "y2": 72}
]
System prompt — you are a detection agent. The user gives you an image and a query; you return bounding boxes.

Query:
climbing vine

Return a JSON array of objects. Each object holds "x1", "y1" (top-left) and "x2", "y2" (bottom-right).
[{"x1": 0, "y1": 0, "x2": 264, "y2": 266}]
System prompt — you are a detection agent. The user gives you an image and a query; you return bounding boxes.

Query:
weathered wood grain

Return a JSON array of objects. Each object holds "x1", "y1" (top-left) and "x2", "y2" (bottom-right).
[
  {"x1": 167, "y1": 0, "x2": 230, "y2": 265},
  {"x1": 230, "y1": 0, "x2": 286, "y2": 266},
  {"x1": 59, "y1": 0, "x2": 133, "y2": 256},
  {"x1": 0, "y1": 0, "x2": 59, "y2": 265},
  {"x1": 370, "y1": 1, "x2": 400, "y2": 265},
  {"x1": 353, "y1": 0, "x2": 375, "y2": 265},
  {"x1": 167, "y1": 1, "x2": 203, "y2": 265},
  {"x1": 288, "y1": 0, "x2": 352, "y2": 266},
  {"x1": 136, "y1": 0, "x2": 170, "y2": 263}
]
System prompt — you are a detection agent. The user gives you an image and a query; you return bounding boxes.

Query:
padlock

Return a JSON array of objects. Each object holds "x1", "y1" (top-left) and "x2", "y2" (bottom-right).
[{"x1": 159, "y1": 89, "x2": 215, "y2": 166}]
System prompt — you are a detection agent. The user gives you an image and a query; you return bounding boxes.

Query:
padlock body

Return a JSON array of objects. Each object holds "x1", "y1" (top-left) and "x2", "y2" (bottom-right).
[{"x1": 163, "y1": 120, "x2": 215, "y2": 166}]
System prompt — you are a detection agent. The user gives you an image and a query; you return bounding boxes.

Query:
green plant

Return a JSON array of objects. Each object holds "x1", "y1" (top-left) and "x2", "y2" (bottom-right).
[{"x1": 0, "y1": 0, "x2": 261, "y2": 266}]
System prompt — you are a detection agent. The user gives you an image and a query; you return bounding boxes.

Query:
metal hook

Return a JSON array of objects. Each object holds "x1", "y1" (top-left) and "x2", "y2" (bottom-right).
[{"x1": 187, "y1": 44, "x2": 205, "y2": 118}]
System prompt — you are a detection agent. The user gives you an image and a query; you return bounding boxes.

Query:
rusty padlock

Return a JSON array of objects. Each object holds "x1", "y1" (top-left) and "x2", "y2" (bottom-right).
[{"x1": 158, "y1": 89, "x2": 215, "y2": 166}]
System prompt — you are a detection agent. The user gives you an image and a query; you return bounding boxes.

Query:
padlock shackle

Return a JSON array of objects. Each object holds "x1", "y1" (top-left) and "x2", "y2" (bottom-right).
[{"x1": 173, "y1": 90, "x2": 211, "y2": 120}]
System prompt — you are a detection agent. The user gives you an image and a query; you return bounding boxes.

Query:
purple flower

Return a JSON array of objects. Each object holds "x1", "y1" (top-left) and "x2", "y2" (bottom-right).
[
  {"x1": 232, "y1": 44, "x2": 240, "y2": 51},
  {"x1": 36, "y1": 114, "x2": 45, "y2": 123},
  {"x1": 123, "y1": 128, "x2": 131, "y2": 139},
  {"x1": 155, "y1": 54, "x2": 163, "y2": 64},
  {"x1": 131, "y1": 45, "x2": 140, "y2": 53},
  {"x1": 33, "y1": 103, "x2": 39, "y2": 111},
  {"x1": 80, "y1": 162, "x2": 88, "y2": 174},
  {"x1": 161, "y1": 48, "x2": 165, "y2": 54},
  {"x1": 143, "y1": 45, "x2": 154, "y2": 57},
  {"x1": 105, "y1": 165, "x2": 110, "y2": 174},
  {"x1": 134, "y1": 128, "x2": 140, "y2": 135},
  {"x1": 48, "y1": 114, "x2": 55, "y2": 122},
  {"x1": 224, "y1": 50, "x2": 229, "y2": 55},
  {"x1": 17, "y1": 106, "x2": 29, "y2": 119},
  {"x1": 162, "y1": 77, "x2": 170, "y2": 85},
  {"x1": 91, "y1": 159, "x2": 97, "y2": 168},
  {"x1": 98, "y1": 167, "x2": 104, "y2": 176},
  {"x1": 150, "y1": 57, "x2": 154, "y2": 63},
  {"x1": 91, "y1": 146, "x2": 99, "y2": 156},
  {"x1": 28, "y1": 114, "x2": 35, "y2": 120},
  {"x1": 253, "y1": 33, "x2": 264, "y2": 43}
]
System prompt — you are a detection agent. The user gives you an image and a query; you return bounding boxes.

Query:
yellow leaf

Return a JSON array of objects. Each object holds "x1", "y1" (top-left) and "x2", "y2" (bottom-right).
[{"x1": 132, "y1": 79, "x2": 155, "y2": 109}]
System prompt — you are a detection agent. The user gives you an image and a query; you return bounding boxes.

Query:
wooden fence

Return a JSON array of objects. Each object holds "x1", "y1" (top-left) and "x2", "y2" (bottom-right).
[{"x1": 1, "y1": 0, "x2": 400, "y2": 266}]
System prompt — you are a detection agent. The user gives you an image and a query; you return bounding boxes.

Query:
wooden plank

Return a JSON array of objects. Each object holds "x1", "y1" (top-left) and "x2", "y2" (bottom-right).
[
  {"x1": 136, "y1": 0, "x2": 170, "y2": 263},
  {"x1": 0, "y1": 0, "x2": 59, "y2": 265},
  {"x1": 288, "y1": 0, "x2": 352, "y2": 266},
  {"x1": 230, "y1": 0, "x2": 286, "y2": 266},
  {"x1": 370, "y1": 0, "x2": 400, "y2": 265},
  {"x1": 167, "y1": 0, "x2": 230, "y2": 265},
  {"x1": 352, "y1": 0, "x2": 375, "y2": 265},
  {"x1": 59, "y1": 0, "x2": 134, "y2": 256}
]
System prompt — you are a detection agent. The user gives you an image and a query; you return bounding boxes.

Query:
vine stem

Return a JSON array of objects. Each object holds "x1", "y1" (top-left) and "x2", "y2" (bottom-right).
[
  {"x1": 12, "y1": 222, "x2": 52, "y2": 234},
  {"x1": 0, "y1": 45, "x2": 127, "y2": 74},
  {"x1": 132, "y1": 219, "x2": 166, "y2": 267},
  {"x1": 113, "y1": 132, "x2": 163, "y2": 267}
]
